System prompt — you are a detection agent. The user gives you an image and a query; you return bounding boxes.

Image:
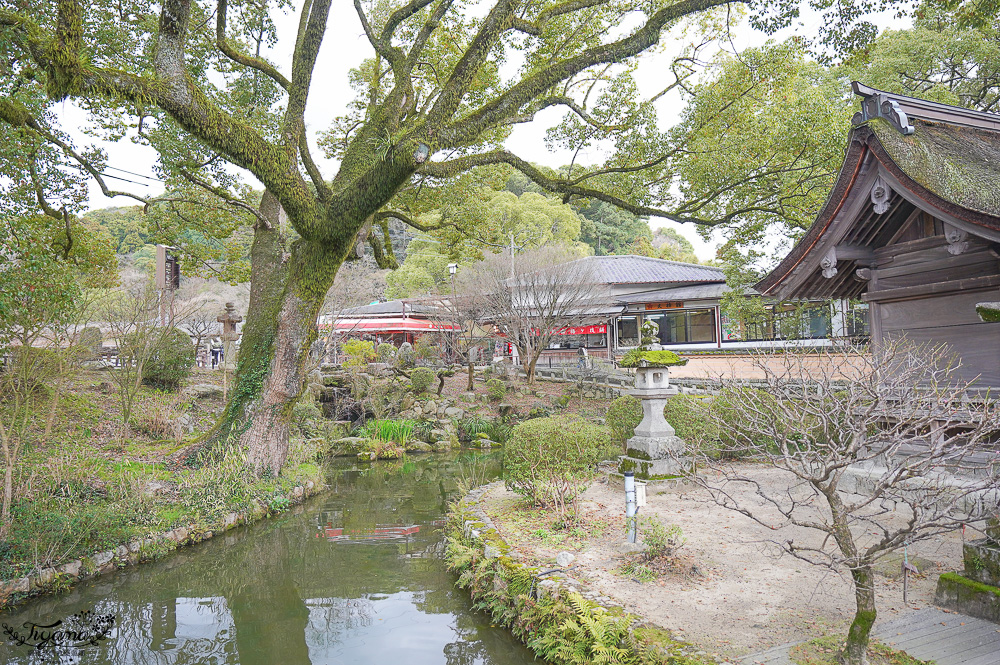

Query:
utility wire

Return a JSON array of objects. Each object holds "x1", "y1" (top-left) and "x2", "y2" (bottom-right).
[{"x1": 103, "y1": 165, "x2": 163, "y2": 182}]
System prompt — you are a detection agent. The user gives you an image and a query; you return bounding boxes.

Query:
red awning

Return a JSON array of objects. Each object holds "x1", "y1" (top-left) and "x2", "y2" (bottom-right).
[
  {"x1": 496, "y1": 324, "x2": 609, "y2": 338},
  {"x1": 324, "y1": 317, "x2": 461, "y2": 333}
]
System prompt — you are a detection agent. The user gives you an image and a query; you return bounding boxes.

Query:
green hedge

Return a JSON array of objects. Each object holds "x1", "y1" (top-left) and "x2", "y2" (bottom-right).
[{"x1": 606, "y1": 395, "x2": 642, "y2": 451}]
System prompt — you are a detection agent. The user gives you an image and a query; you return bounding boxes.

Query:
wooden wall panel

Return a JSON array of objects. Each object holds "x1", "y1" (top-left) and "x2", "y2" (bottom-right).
[
  {"x1": 885, "y1": 323, "x2": 1000, "y2": 388},
  {"x1": 877, "y1": 253, "x2": 1000, "y2": 289},
  {"x1": 881, "y1": 289, "x2": 1000, "y2": 331}
]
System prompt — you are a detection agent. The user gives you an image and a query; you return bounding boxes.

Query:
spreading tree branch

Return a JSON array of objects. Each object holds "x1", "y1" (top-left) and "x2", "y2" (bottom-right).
[{"x1": 216, "y1": 0, "x2": 291, "y2": 90}]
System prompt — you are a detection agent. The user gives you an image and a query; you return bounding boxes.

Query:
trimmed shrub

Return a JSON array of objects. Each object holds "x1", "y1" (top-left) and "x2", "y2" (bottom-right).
[
  {"x1": 663, "y1": 394, "x2": 717, "y2": 454},
  {"x1": 606, "y1": 395, "x2": 641, "y2": 451},
  {"x1": 143, "y1": 327, "x2": 195, "y2": 391},
  {"x1": 343, "y1": 340, "x2": 376, "y2": 367},
  {"x1": 376, "y1": 342, "x2": 396, "y2": 362},
  {"x1": 486, "y1": 378, "x2": 506, "y2": 402},
  {"x1": 410, "y1": 367, "x2": 435, "y2": 393},
  {"x1": 504, "y1": 415, "x2": 612, "y2": 516}
]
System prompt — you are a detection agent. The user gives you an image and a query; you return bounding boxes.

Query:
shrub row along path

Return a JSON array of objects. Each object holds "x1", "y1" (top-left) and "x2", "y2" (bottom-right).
[
  {"x1": 478, "y1": 465, "x2": 987, "y2": 662},
  {"x1": 743, "y1": 609, "x2": 1000, "y2": 665}
]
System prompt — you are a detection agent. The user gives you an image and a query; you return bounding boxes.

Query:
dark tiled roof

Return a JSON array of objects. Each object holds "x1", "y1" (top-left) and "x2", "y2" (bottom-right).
[
  {"x1": 569, "y1": 255, "x2": 724, "y2": 285},
  {"x1": 341, "y1": 300, "x2": 441, "y2": 317},
  {"x1": 617, "y1": 283, "x2": 740, "y2": 303}
]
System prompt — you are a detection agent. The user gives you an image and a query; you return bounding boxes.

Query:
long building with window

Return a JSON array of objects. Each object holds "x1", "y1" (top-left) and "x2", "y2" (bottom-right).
[
  {"x1": 535, "y1": 255, "x2": 867, "y2": 363},
  {"x1": 318, "y1": 255, "x2": 868, "y2": 364}
]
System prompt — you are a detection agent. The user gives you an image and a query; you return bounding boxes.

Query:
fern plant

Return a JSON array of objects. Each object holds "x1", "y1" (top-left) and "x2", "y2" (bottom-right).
[{"x1": 554, "y1": 593, "x2": 637, "y2": 664}]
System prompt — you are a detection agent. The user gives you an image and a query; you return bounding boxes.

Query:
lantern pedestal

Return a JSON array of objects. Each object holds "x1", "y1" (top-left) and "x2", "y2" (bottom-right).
[{"x1": 617, "y1": 365, "x2": 691, "y2": 480}]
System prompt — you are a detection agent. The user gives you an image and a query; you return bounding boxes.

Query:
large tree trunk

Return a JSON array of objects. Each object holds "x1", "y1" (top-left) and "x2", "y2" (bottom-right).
[
  {"x1": 840, "y1": 565, "x2": 876, "y2": 665},
  {"x1": 208, "y1": 191, "x2": 346, "y2": 475}
]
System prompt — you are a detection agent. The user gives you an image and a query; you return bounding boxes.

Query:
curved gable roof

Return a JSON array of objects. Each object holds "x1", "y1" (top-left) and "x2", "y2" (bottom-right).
[{"x1": 758, "y1": 85, "x2": 1000, "y2": 299}]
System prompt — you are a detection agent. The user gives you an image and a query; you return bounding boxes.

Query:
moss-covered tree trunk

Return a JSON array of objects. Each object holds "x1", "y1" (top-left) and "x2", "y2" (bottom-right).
[
  {"x1": 209, "y1": 191, "x2": 346, "y2": 475},
  {"x1": 841, "y1": 565, "x2": 876, "y2": 665}
]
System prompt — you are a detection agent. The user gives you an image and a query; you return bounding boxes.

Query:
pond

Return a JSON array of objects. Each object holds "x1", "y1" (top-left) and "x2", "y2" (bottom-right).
[{"x1": 0, "y1": 453, "x2": 540, "y2": 665}]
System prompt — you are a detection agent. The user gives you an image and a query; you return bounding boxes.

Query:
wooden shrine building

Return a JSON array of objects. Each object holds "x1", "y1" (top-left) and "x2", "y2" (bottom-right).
[{"x1": 757, "y1": 83, "x2": 1000, "y2": 389}]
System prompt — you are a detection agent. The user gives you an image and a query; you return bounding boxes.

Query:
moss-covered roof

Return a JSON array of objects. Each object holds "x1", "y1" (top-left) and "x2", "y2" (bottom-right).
[
  {"x1": 870, "y1": 117, "x2": 1000, "y2": 218},
  {"x1": 619, "y1": 349, "x2": 688, "y2": 368}
]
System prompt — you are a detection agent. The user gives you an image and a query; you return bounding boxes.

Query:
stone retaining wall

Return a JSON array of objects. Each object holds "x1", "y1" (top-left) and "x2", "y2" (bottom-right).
[
  {"x1": 0, "y1": 480, "x2": 321, "y2": 608},
  {"x1": 457, "y1": 482, "x2": 623, "y2": 608},
  {"x1": 449, "y1": 482, "x2": 714, "y2": 664}
]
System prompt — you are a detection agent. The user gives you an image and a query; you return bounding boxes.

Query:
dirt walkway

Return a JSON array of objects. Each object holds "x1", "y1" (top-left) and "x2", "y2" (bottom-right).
[{"x1": 481, "y1": 467, "x2": 967, "y2": 660}]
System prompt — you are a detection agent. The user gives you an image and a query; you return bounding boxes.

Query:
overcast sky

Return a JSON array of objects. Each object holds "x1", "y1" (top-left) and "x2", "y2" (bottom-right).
[{"x1": 74, "y1": 3, "x2": 903, "y2": 262}]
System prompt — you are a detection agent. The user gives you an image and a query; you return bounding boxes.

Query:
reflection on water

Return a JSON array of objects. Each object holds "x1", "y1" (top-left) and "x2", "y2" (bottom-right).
[{"x1": 0, "y1": 453, "x2": 539, "y2": 665}]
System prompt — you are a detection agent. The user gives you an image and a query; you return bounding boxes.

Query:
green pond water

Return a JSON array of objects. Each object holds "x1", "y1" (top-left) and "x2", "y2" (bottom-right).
[{"x1": 0, "y1": 453, "x2": 541, "y2": 664}]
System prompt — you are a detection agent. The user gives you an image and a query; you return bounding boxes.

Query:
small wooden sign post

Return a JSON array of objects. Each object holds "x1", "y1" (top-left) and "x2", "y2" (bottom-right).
[{"x1": 155, "y1": 245, "x2": 180, "y2": 325}]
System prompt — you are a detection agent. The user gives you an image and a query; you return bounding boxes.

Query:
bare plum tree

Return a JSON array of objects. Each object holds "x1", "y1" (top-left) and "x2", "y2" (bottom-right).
[
  {"x1": 466, "y1": 247, "x2": 606, "y2": 385},
  {"x1": 691, "y1": 342, "x2": 1000, "y2": 665}
]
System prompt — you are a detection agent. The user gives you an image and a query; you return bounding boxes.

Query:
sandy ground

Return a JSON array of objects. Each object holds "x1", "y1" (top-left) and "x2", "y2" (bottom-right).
[{"x1": 481, "y1": 466, "x2": 969, "y2": 660}]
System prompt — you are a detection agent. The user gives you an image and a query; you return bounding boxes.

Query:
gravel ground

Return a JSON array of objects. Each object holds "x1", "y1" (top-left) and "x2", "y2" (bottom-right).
[{"x1": 481, "y1": 466, "x2": 968, "y2": 660}]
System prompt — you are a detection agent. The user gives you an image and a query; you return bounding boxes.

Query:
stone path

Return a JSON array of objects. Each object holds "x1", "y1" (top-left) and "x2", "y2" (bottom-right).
[{"x1": 740, "y1": 609, "x2": 1000, "y2": 665}]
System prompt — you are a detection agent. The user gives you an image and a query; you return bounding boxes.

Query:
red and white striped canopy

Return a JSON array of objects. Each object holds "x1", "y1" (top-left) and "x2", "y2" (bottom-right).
[{"x1": 324, "y1": 317, "x2": 461, "y2": 333}]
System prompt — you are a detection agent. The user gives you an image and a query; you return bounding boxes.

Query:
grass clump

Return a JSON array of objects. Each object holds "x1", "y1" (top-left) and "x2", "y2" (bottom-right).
[{"x1": 486, "y1": 378, "x2": 506, "y2": 402}]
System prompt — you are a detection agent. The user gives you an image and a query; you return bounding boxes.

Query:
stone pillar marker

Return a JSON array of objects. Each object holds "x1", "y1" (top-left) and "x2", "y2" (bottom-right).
[
  {"x1": 217, "y1": 302, "x2": 243, "y2": 372},
  {"x1": 617, "y1": 355, "x2": 691, "y2": 480}
]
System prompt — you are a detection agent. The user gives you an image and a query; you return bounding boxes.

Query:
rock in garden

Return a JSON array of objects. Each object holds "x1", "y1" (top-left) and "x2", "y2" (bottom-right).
[
  {"x1": 498, "y1": 403, "x2": 514, "y2": 416},
  {"x1": 187, "y1": 383, "x2": 224, "y2": 399},
  {"x1": 406, "y1": 441, "x2": 433, "y2": 453},
  {"x1": 333, "y1": 437, "x2": 366, "y2": 454},
  {"x1": 444, "y1": 407, "x2": 464, "y2": 418},
  {"x1": 424, "y1": 400, "x2": 437, "y2": 413},
  {"x1": 556, "y1": 551, "x2": 575, "y2": 567},
  {"x1": 143, "y1": 480, "x2": 172, "y2": 497}
]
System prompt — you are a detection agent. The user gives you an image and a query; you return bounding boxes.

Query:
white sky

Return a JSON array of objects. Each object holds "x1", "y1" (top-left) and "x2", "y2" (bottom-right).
[{"x1": 74, "y1": 3, "x2": 905, "y2": 262}]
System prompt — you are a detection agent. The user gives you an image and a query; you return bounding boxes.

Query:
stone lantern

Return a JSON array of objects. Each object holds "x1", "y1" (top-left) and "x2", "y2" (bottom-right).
[{"x1": 617, "y1": 352, "x2": 691, "y2": 480}]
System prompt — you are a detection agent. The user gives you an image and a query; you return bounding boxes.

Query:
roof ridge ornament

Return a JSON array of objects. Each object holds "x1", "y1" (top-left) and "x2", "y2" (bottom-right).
[{"x1": 853, "y1": 91, "x2": 914, "y2": 136}]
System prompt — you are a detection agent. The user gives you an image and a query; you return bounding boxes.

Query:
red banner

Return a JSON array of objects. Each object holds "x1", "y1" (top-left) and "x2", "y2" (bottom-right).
[{"x1": 553, "y1": 325, "x2": 607, "y2": 336}]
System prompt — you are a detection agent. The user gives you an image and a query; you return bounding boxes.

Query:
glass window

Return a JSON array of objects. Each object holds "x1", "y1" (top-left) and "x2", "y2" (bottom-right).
[
  {"x1": 616, "y1": 317, "x2": 639, "y2": 346},
  {"x1": 647, "y1": 309, "x2": 716, "y2": 344}
]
